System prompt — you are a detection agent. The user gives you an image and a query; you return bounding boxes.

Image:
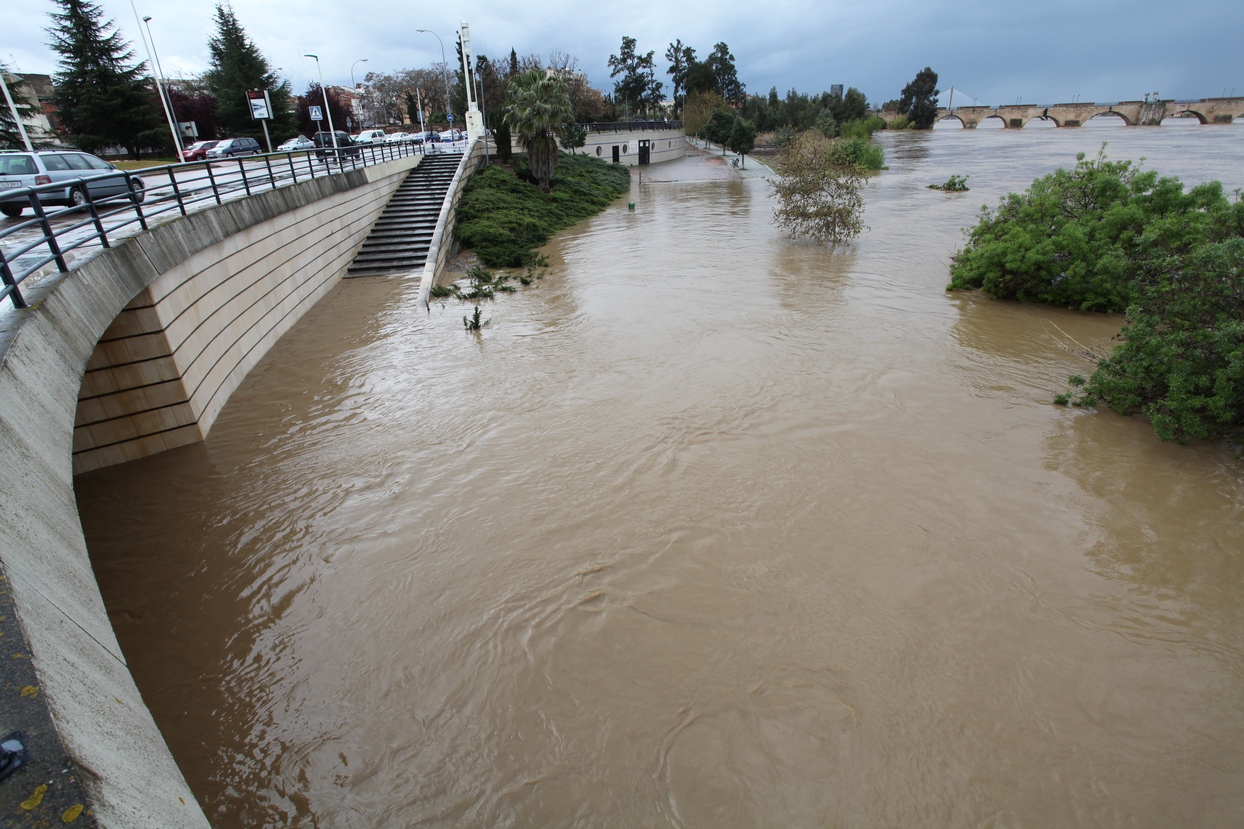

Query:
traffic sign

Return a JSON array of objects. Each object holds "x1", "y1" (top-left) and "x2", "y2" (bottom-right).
[
  {"x1": 310, "y1": 105, "x2": 323, "y2": 121},
  {"x1": 447, "y1": 113, "x2": 454, "y2": 123}
]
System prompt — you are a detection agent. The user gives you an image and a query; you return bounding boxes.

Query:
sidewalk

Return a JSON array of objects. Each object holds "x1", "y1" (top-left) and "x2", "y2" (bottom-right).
[{"x1": 685, "y1": 137, "x2": 776, "y2": 180}]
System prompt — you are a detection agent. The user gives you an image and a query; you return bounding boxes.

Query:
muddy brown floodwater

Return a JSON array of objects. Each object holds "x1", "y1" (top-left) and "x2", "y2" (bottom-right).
[{"x1": 76, "y1": 125, "x2": 1244, "y2": 827}]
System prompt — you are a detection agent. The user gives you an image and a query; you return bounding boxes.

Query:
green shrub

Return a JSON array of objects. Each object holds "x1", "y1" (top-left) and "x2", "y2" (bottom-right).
[
  {"x1": 455, "y1": 153, "x2": 630, "y2": 267},
  {"x1": 827, "y1": 135, "x2": 886, "y2": 171},
  {"x1": 948, "y1": 146, "x2": 1238, "y2": 313},
  {"x1": 1060, "y1": 237, "x2": 1244, "y2": 443},
  {"x1": 929, "y1": 174, "x2": 969, "y2": 191}
]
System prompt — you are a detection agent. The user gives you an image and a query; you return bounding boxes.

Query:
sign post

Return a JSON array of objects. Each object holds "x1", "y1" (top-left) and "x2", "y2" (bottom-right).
[{"x1": 247, "y1": 89, "x2": 274, "y2": 152}]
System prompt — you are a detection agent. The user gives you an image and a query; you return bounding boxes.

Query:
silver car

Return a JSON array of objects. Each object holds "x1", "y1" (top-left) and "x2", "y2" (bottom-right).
[{"x1": 0, "y1": 150, "x2": 145, "y2": 218}]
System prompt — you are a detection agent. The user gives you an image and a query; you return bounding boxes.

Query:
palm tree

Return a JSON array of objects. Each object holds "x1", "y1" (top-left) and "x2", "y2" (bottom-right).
[{"x1": 503, "y1": 68, "x2": 574, "y2": 192}]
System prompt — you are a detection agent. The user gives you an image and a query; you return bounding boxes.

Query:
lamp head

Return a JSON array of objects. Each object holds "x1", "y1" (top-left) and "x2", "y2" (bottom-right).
[{"x1": 143, "y1": 15, "x2": 152, "y2": 22}]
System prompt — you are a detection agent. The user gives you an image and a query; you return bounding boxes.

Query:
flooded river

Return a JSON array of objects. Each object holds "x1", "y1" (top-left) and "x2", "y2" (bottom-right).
[{"x1": 76, "y1": 125, "x2": 1244, "y2": 827}]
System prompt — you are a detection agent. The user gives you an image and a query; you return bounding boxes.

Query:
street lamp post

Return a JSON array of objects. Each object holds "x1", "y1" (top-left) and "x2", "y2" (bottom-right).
[
  {"x1": 416, "y1": 29, "x2": 451, "y2": 127},
  {"x1": 130, "y1": 2, "x2": 182, "y2": 159},
  {"x1": 351, "y1": 58, "x2": 368, "y2": 128},
  {"x1": 304, "y1": 54, "x2": 339, "y2": 156},
  {"x1": 143, "y1": 17, "x2": 185, "y2": 156}
]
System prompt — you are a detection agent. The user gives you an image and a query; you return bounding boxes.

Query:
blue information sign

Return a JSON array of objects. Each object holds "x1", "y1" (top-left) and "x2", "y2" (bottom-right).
[{"x1": 309, "y1": 106, "x2": 323, "y2": 121}]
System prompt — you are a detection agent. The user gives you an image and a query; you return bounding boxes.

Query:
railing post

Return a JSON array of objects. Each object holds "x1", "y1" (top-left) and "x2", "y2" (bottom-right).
[
  {"x1": 288, "y1": 153, "x2": 298, "y2": 184},
  {"x1": 28, "y1": 194, "x2": 69, "y2": 273},
  {"x1": 264, "y1": 154, "x2": 275, "y2": 190},
  {"x1": 205, "y1": 162, "x2": 223, "y2": 205},
  {"x1": 124, "y1": 171, "x2": 148, "y2": 231},
  {"x1": 81, "y1": 183, "x2": 110, "y2": 248},
  {"x1": 238, "y1": 158, "x2": 251, "y2": 196},
  {"x1": 1, "y1": 255, "x2": 27, "y2": 309},
  {"x1": 167, "y1": 166, "x2": 187, "y2": 217}
]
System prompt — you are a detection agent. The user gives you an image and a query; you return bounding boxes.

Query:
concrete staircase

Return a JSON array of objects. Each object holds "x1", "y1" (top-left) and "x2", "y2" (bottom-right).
[{"x1": 346, "y1": 152, "x2": 463, "y2": 277}]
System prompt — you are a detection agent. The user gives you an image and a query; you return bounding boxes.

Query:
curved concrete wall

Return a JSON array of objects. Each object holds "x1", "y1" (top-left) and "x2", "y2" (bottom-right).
[
  {"x1": 580, "y1": 128, "x2": 686, "y2": 165},
  {"x1": 0, "y1": 153, "x2": 421, "y2": 826}
]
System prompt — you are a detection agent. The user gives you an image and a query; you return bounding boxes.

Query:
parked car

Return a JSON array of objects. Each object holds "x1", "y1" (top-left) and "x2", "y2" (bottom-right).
[
  {"x1": 0, "y1": 149, "x2": 145, "y2": 218},
  {"x1": 353, "y1": 129, "x2": 387, "y2": 145},
  {"x1": 383, "y1": 131, "x2": 411, "y2": 143},
  {"x1": 206, "y1": 137, "x2": 262, "y2": 158},
  {"x1": 312, "y1": 131, "x2": 360, "y2": 159},
  {"x1": 179, "y1": 140, "x2": 219, "y2": 162},
  {"x1": 277, "y1": 135, "x2": 314, "y2": 152}
]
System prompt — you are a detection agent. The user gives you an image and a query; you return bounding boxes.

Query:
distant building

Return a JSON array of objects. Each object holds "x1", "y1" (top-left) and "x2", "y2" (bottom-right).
[{"x1": 2, "y1": 71, "x2": 64, "y2": 146}]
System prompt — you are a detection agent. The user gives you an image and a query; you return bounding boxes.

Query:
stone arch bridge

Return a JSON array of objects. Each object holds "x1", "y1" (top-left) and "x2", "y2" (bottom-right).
[{"x1": 879, "y1": 97, "x2": 1244, "y2": 128}]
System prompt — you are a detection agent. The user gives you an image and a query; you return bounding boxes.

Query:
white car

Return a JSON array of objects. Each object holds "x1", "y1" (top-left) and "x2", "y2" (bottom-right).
[
  {"x1": 353, "y1": 129, "x2": 387, "y2": 145},
  {"x1": 384, "y1": 132, "x2": 411, "y2": 143},
  {"x1": 277, "y1": 135, "x2": 314, "y2": 151}
]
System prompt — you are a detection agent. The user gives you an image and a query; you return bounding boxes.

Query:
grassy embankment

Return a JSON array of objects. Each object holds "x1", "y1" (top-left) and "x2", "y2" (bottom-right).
[{"x1": 454, "y1": 152, "x2": 630, "y2": 268}]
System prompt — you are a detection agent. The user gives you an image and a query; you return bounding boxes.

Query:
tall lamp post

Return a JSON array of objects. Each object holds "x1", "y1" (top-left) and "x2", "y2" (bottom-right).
[
  {"x1": 130, "y1": 2, "x2": 182, "y2": 159},
  {"x1": 351, "y1": 58, "x2": 368, "y2": 128},
  {"x1": 416, "y1": 29, "x2": 451, "y2": 126},
  {"x1": 304, "y1": 54, "x2": 339, "y2": 155}
]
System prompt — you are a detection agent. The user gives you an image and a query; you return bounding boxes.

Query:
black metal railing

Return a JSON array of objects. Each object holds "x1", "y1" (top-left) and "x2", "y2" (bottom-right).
[
  {"x1": 581, "y1": 120, "x2": 684, "y2": 133},
  {"x1": 0, "y1": 138, "x2": 456, "y2": 310}
]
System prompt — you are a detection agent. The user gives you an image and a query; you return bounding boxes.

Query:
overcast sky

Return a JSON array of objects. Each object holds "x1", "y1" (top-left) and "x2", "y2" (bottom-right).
[{"x1": 5, "y1": 0, "x2": 1242, "y2": 108}]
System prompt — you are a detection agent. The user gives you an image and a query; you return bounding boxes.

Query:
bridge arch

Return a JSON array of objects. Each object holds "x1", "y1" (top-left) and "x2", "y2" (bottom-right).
[
  {"x1": 1024, "y1": 115, "x2": 1060, "y2": 128},
  {"x1": 934, "y1": 114, "x2": 966, "y2": 128},
  {"x1": 1166, "y1": 108, "x2": 1208, "y2": 124},
  {"x1": 1099, "y1": 110, "x2": 1135, "y2": 126},
  {"x1": 978, "y1": 115, "x2": 1007, "y2": 129}
]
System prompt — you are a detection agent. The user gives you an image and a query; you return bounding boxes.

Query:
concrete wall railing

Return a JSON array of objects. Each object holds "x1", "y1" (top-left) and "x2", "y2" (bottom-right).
[
  {"x1": 0, "y1": 151, "x2": 422, "y2": 826},
  {"x1": 417, "y1": 137, "x2": 490, "y2": 307}
]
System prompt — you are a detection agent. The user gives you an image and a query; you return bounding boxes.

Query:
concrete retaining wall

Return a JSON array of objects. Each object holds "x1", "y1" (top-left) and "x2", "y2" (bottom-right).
[
  {"x1": 0, "y1": 152, "x2": 421, "y2": 826},
  {"x1": 581, "y1": 128, "x2": 686, "y2": 165}
]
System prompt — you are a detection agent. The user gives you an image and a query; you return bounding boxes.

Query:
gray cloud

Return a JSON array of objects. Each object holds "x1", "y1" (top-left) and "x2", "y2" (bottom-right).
[{"x1": 5, "y1": 0, "x2": 1241, "y2": 108}]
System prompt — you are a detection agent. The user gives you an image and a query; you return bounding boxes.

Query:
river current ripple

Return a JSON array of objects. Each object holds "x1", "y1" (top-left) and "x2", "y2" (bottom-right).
[{"x1": 77, "y1": 124, "x2": 1244, "y2": 827}]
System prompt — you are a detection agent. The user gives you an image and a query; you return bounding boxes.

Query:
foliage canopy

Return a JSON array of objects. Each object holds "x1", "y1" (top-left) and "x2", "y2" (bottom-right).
[
  {"x1": 47, "y1": 0, "x2": 162, "y2": 156},
  {"x1": 503, "y1": 68, "x2": 575, "y2": 192},
  {"x1": 899, "y1": 67, "x2": 939, "y2": 129},
  {"x1": 205, "y1": 3, "x2": 294, "y2": 140}
]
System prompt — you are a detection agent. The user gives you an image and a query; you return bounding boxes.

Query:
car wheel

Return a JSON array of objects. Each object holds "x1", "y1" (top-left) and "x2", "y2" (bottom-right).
[
  {"x1": 70, "y1": 187, "x2": 86, "y2": 208},
  {"x1": 129, "y1": 179, "x2": 146, "y2": 204},
  {"x1": 1, "y1": 205, "x2": 22, "y2": 218}
]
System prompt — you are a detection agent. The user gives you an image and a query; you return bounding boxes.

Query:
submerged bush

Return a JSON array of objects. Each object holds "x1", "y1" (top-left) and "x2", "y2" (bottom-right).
[
  {"x1": 948, "y1": 145, "x2": 1239, "y2": 313},
  {"x1": 1059, "y1": 237, "x2": 1244, "y2": 443},
  {"x1": 455, "y1": 152, "x2": 630, "y2": 267}
]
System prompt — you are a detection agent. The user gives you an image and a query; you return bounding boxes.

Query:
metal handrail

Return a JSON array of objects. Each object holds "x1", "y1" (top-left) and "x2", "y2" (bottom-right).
[
  {"x1": 1, "y1": 138, "x2": 452, "y2": 309},
  {"x1": 582, "y1": 120, "x2": 684, "y2": 133}
]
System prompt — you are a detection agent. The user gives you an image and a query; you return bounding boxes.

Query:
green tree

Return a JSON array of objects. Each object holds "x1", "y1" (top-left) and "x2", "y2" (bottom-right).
[
  {"x1": 0, "y1": 66, "x2": 39, "y2": 149},
  {"x1": 503, "y1": 68, "x2": 574, "y2": 192},
  {"x1": 728, "y1": 117, "x2": 756, "y2": 166},
  {"x1": 46, "y1": 0, "x2": 162, "y2": 157},
  {"x1": 683, "y1": 90, "x2": 726, "y2": 137},
  {"x1": 205, "y1": 4, "x2": 294, "y2": 141},
  {"x1": 899, "y1": 67, "x2": 939, "y2": 129},
  {"x1": 608, "y1": 36, "x2": 663, "y2": 117},
  {"x1": 704, "y1": 109, "x2": 736, "y2": 153},
  {"x1": 707, "y1": 43, "x2": 745, "y2": 106},
  {"x1": 685, "y1": 61, "x2": 718, "y2": 97},
  {"x1": 771, "y1": 131, "x2": 866, "y2": 246},
  {"x1": 665, "y1": 40, "x2": 695, "y2": 116}
]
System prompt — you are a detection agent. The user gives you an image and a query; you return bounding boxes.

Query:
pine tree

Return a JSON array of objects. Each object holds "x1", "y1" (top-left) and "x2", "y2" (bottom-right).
[
  {"x1": 46, "y1": 0, "x2": 162, "y2": 157},
  {"x1": 204, "y1": 4, "x2": 294, "y2": 141}
]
